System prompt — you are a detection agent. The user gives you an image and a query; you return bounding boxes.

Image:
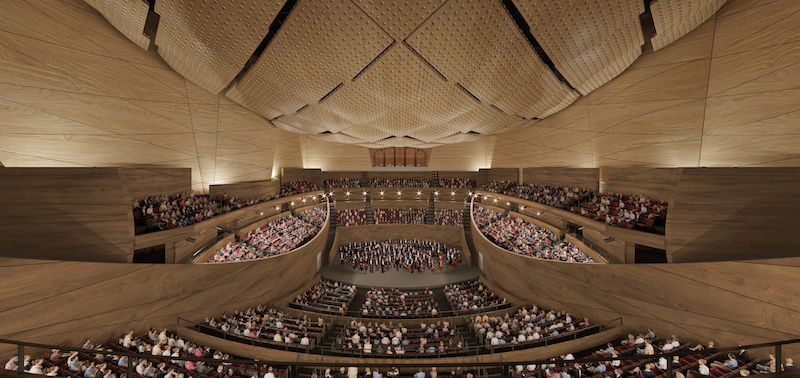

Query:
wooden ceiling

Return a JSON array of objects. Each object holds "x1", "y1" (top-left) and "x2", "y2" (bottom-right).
[{"x1": 1, "y1": 0, "x2": 799, "y2": 191}]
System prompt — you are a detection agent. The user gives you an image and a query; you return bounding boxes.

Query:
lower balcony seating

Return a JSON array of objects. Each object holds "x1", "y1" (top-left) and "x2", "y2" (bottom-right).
[
  {"x1": 200, "y1": 305, "x2": 331, "y2": 352},
  {"x1": 331, "y1": 320, "x2": 467, "y2": 357},
  {"x1": 471, "y1": 305, "x2": 593, "y2": 352},
  {"x1": 337, "y1": 209, "x2": 367, "y2": 227},
  {"x1": 443, "y1": 279, "x2": 511, "y2": 314},
  {"x1": 290, "y1": 280, "x2": 357, "y2": 315},
  {"x1": 359, "y1": 287, "x2": 440, "y2": 318}
]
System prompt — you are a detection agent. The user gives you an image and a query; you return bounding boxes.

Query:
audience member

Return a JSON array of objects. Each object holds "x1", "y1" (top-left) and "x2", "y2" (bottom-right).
[
  {"x1": 369, "y1": 178, "x2": 430, "y2": 188},
  {"x1": 440, "y1": 178, "x2": 474, "y2": 188},
  {"x1": 374, "y1": 208, "x2": 426, "y2": 224},
  {"x1": 444, "y1": 280, "x2": 510, "y2": 314},
  {"x1": 293, "y1": 280, "x2": 356, "y2": 315},
  {"x1": 434, "y1": 209, "x2": 463, "y2": 227},
  {"x1": 325, "y1": 178, "x2": 361, "y2": 188},
  {"x1": 337, "y1": 209, "x2": 367, "y2": 227}
]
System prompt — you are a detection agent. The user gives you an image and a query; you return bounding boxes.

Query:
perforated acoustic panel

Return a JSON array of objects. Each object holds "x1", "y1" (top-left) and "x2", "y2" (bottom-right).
[
  {"x1": 352, "y1": 0, "x2": 446, "y2": 40},
  {"x1": 650, "y1": 0, "x2": 728, "y2": 51},
  {"x1": 225, "y1": 0, "x2": 394, "y2": 120},
  {"x1": 406, "y1": 0, "x2": 579, "y2": 119},
  {"x1": 514, "y1": 0, "x2": 644, "y2": 95},
  {"x1": 155, "y1": 0, "x2": 287, "y2": 94},
  {"x1": 83, "y1": 0, "x2": 150, "y2": 50}
]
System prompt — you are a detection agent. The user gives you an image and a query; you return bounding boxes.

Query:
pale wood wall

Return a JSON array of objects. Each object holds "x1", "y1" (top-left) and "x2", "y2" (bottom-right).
[
  {"x1": 118, "y1": 167, "x2": 192, "y2": 200},
  {"x1": 0, "y1": 212, "x2": 328, "y2": 357},
  {"x1": 0, "y1": 168, "x2": 133, "y2": 262},
  {"x1": 208, "y1": 180, "x2": 280, "y2": 201},
  {"x1": 522, "y1": 168, "x2": 599, "y2": 191},
  {"x1": 471, "y1": 210, "x2": 800, "y2": 358},
  {"x1": 667, "y1": 168, "x2": 800, "y2": 262}
]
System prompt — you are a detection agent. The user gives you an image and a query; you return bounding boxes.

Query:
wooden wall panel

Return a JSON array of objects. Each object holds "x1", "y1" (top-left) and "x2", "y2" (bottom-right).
[
  {"x1": 603, "y1": 167, "x2": 683, "y2": 202},
  {"x1": 0, "y1": 168, "x2": 133, "y2": 262},
  {"x1": 0, "y1": 216, "x2": 328, "y2": 357},
  {"x1": 82, "y1": 0, "x2": 151, "y2": 50},
  {"x1": 281, "y1": 168, "x2": 323, "y2": 186},
  {"x1": 208, "y1": 180, "x2": 280, "y2": 201},
  {"x1": 522, "y1": 168, "x2": 599, "y2": 191},
  {"x1": 118, "y1": 167, "x2": 192, "y2": 200},
  {"x1": 474, "y1": 224, "x2": 800, "y2": 357},
  {"x1": 581, "y1": 228, "x2": 627, "y2": 264},
  {"x1": 667, "y1": 168, "x2": 800, "y2": 262}
]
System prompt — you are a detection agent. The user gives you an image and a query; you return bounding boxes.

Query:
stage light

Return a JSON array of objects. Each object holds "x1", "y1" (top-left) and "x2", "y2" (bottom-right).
[
  {"x1": 256, "y1": 211, "x2": 263, "y2": 216},
  {"x1": 214, "y1": 226, "x2": 223, "y2": 231},
  {"x1": 236, "y1": 217, "x2": 244, "y2": 222},
  {"x1": 302, "y1": 198, "x2": 306, "y2": 203},
  {"x1": 185, "y1": 238, "x2": 196, "y2": 243},
  {"x1": 578, "y1": 226, "x2": 586, "y2": 231},
  {"x1": 556, "y1": 218, "x2": 563, "y2": 221},
  {"x1": 451, "y1": 191, "x2": 455, "y2": 196},
  {"x1": 346, "y1": 191, "x2": 350, "y2": 196}
]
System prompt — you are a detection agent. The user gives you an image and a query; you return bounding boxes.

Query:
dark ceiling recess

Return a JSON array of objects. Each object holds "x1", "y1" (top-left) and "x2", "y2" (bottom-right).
[
  {"x1": 467, "y1": 131, "x2": 481, "y2": 135},
  {"x1": 353, "y1": 41, "x2": 395, "y2": 81},
  {"x1": 640, "y1": 0, "x2": 658, "y2": 46},
  {"x1": 378, "y1": 135, "x2": 397, "y2": 141},
  {"x1": 404, "y1": 135, "x2": 422, "y2": 141},
  {"x1": 143, "y1": 0, "x2": 160, "y2": 51},
  {"x1": 403, "y1": 41, "x2": 448, "y2": 81},
  {"x1": 319, "y1": 131, "x2": 332, "y2": 135},
  {"x1": 223, "y1": 0, "x2": 299, "y2": 92},
  {"x1": 499, "y1": 0, "x2": 576, "y2": 92},
  {"x1": 456, "y1": 83, "x2": 481, "y2": 103}
]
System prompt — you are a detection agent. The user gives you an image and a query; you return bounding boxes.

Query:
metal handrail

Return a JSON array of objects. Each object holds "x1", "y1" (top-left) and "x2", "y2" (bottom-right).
[{"x1": 4, "y1": 334, "x2": 797, "y2": 370}]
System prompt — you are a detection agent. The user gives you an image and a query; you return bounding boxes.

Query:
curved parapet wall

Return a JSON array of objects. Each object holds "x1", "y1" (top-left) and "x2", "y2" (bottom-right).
[
  {"x1": 470, "y1": 204, "x2": 800, "y2": 356},
  {"x1": 0, "y1": 207, "x2": 330, "y2": 357}
]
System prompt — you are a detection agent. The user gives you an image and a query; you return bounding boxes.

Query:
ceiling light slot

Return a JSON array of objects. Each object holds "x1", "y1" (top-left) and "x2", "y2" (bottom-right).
[
  {"x1": 352, "y1": 41, "x2": 396, "y2": 81},
  {"x1": 222, "y1": 0, "x2": 299, "y2": 93},
  {"x1": 499, "y1": 0, "x2": 576, "y2": 92},
  {"x1": 456, "y1": 83, "x2": 481, "y2": 103},
  {"x1": 403, "y1": 41, "x2": 447, "y2": 81},
  {"x1": 319, "y1": 83, "x2": 343, "y2": 102}
]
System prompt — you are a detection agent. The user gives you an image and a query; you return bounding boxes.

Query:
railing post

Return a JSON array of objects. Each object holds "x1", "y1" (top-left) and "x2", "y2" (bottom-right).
[
  {"x1": 666, "y1": 358, "x2": 672, "y2": 378},
  {"x1": 18, "y1": 344, "x2": 24, "y2": 375},
  {"x1": 127, "y1": 352, "x2": 133, "y2": 378},
  {"x1": 776, "y1": 344, "x2": 783, "y2": 372}
]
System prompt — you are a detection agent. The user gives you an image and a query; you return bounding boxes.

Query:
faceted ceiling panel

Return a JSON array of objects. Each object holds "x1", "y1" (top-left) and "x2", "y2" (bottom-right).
[
  {"x1": 513, "y1": 0, "x2": 644, "y2": 95},
  {"x1": 82, "y1": 0, "x2": 731, "y2": 149},
  {"x1": 155, "y1": 0, "x2": 287, "y2": 94},
  {"x1": 406, "y1": 0, "x2": 579, "y2": 119},
  {"x1": 225, "y1": 0, "x2": 394, "y2": 119}
]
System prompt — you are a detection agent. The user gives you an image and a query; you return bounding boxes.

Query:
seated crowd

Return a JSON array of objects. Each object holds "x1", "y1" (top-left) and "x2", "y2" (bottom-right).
[
  {"x1": 336, "y1": 209, "x2": 367, "y2": 227},
  {"x1": 434, "y1": 209, "x2": 463, "y2": 226},
  {"x1": 473, "y1": 305, "x2": 590, "y2": 350},
  {"x1": 333, "y1": 320, "x2": 465, "y2": 356},
  {"x1": 339, "y1": 240, "x2": 462, "y2": 273},
  {"x1": 444, "y1": 280, "x2": 510, "y2": 314},
  {"x1": 577, "y1": 193, "x2": 668, "y2": 230},
  {"x1": 203, "y1": 306, "x2": 328, "y2": 351},
  {"x1": 439, "y1": 178, "x2": 475, "y2": 188},
  {"x1": 359, "y1": 287, "x2": 440, "y2": 318},
  {"x1": 205, "y1": 207, "x2": 326, "y2": 263},
  {"x1": 374, "y1": 208, "x2": 427, "y2": 224},
  {"x1": 369, "y1": 178, "x2": 431, "y2": 187},
  {"x1": 11, "y1": 328, "x2": 282, "y2": 378},
  {"x1": 292, "y1": 280, "x2": 356, "y2": 315},
  {"x1": 481, "y1": 181, "x2": 592, "y2": 210},
  {"x1": 280, "y1": 181, "x2": 319, "y2": 197},
  {"x1": 473, "y1": 207, "x2": 594, "y2": 263},
  {"x1": 324, "y1": 178, "x2": 360, "y2": 188},
  {"x1": 512, "y1": 330, "x2": 779, "y2": 378},
  {"x1": 132, "y1": 192, "x2": 274, "y2": 234}
]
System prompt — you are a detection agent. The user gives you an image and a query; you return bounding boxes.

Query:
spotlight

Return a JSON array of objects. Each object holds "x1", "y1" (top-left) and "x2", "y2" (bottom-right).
[
  {"x1": 214, "y1": 226, "x2": 223, "y2": 231},
  {"x1": 275, "y1": 206, "x2": 280, "y2": 211},
  {"x1": 604, "y1": 238, "x2": 615, "y2": 243},
  {"x1": 311, "y1": 196, "x2": 316, "y2": 200},
  {"x1": 380, "y1": 191, "x2": 385, "y2": 195},
  {"x1": 256, "y1": 211, "x2": 264, "y2": 216},
  {"x1": 302, "y1": 198, "x2": 306, "y2": 203},
  {"x1": 290, "y1": 201, "x2": 294, "y2": 206},
  {"x1": 321, "y1": 194, "x2": 326, "y2": 198},
  {"x1": 397, "y1": 191, "x2": 402, "y2": 196},
  {"x1": 506, "y1": 202, "x2": 510, "y2": 206},
  {"x1": 329, "y1": 191, "x2": 333, "y2": 196},
  {"x1": 493, "y1": 198, "x2": 498, "y2": 203},
  {"x1": 578, "y1": 226, "x2": 586, "y2": 231},
  {"x1": 556, "y1": 218, "x2": 563, "y2": 221},
  {"x1": 434, "y1": 191, "x2": 439, "y2": 196},
  {"x1": 451, "y1": 191, "x2": 455, "y2": 196},
  {"x1": 537, "y1": 212, "x2": 541, "y2": 216},
  {"x1": 236, "y1": 217, "x2": 244, "y2": 222},
  {"x1": 185, "y1": 238, "x2": 196, "y2": 243},
  {"x1": 520, "y1": 206, "x2": 525, "y2": 211},
  {"x1": 346, "y1": 191, "x2": 350, "y2": 196},
  {"x1": 417, "y1": 191, "x2": 422, "y2": 196},
  {"x1": 363, "y1": 191, "x2": 368, "y2": 196},
  {"x1": 468, "y1": 192, "x2": 473, "y2": 196}
]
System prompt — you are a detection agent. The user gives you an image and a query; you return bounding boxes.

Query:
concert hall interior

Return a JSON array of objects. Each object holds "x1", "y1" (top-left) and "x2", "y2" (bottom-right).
[{"x1": 1, "y1": 0, "x2": 800, "y2": 377}]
